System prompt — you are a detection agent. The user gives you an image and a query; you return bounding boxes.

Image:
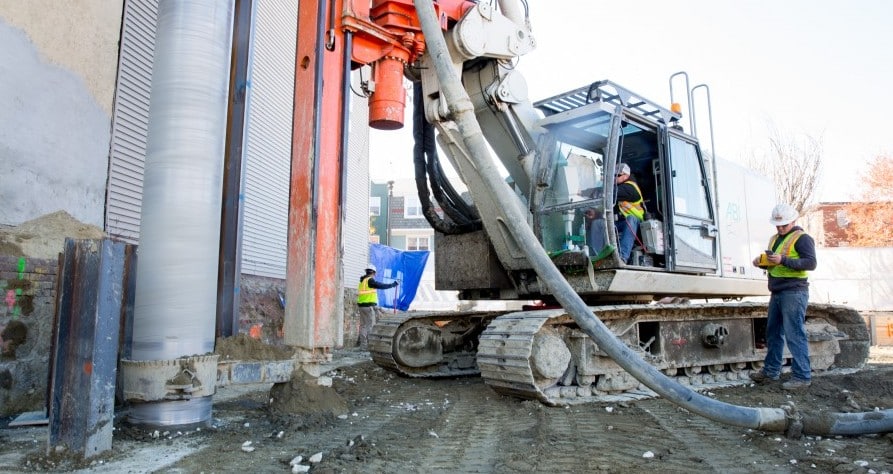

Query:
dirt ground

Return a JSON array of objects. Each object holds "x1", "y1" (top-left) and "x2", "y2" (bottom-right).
[{"x1": 0, "y1": 348, "x2": 891, "y2": 473}]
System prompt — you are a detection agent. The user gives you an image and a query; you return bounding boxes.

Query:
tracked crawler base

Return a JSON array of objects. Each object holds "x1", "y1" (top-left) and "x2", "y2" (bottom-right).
[{"x1": 370, "y1": 303, "x2": 869, "y2": 405}]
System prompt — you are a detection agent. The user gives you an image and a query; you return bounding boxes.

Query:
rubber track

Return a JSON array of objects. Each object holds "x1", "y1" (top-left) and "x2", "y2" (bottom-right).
[
  {"x1": 806, "y1": 303, "x2": 871, "y2": 368},
  {"x1": 371, "y1": 303, "x2": 870, "y2": 404},
  {"x1": 369, "y1": 312, "x2": 492, "y2": 378},
  {"x1": 476, "y1": 312, "x2": 554, "y2": 403},
  {"x1": 475, "y1": 302, "x2": 870, "y2": 405}
]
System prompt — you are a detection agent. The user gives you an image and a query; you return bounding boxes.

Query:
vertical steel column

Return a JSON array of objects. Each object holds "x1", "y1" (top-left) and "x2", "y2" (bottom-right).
[
  {"x1": 48, "y1": 239, "x2": 133, "y2": 458},
  {"x1": 285, "y1": 0, "x2": 345, "y2": 353},
  {"x1": 218, "y1": 0, "x2": 255, "y2": 338}
]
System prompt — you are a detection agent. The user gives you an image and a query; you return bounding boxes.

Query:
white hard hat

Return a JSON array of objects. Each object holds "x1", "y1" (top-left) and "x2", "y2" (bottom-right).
[
  {"x1": 616, "y1": 163, "x2": 631, "y2": 176},
  {"x1": 365, "y1": 264, "x2": 376, "y2": 272},
  {"x1": 769, "y1": 203, "x2": 799, "y2": 226}
]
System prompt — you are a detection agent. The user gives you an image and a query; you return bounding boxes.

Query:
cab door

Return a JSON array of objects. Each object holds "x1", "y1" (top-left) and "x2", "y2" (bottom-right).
[{"x1": 664, "y1": 130, "x2": 718, "y2": 273}]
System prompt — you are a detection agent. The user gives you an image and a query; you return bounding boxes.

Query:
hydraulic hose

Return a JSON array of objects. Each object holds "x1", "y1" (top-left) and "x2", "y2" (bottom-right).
[
  {"x1": 417, "y1": 86, "x2": 478, "y2": 224},
  {"x1": 413, "y1": 0, "x2": 893, "y2": 436},
  {"x1": 412, "y1": 82, "x2": 481, "y2": 233}
]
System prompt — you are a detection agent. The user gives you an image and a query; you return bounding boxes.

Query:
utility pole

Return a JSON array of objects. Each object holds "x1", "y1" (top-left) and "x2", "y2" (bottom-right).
[{"x1": 386, "y1": 180, "x2": 394, "y2": 245}]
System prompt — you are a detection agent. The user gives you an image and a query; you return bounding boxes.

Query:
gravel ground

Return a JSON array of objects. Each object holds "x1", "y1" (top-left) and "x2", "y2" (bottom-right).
[{"x1": 1, "y1": 347, "x2": 891, "y2": 473}]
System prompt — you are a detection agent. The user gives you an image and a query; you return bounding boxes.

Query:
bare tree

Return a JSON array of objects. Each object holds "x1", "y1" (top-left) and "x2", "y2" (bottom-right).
[
  {"x1": 747, "y1": 123, "x2": 823, "y2": 213},
  {"x1": 843, "y1": 155, "x2": 893, "y2": 247}
]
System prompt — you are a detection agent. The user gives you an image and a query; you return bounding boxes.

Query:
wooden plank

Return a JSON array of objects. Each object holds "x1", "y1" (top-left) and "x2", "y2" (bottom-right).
[
  {"x1": 8, "y1": 410, "x2": 48, "y2": 427},
  {"x1": 873, "y1": 314, "x2": 893, "y2": 346}
]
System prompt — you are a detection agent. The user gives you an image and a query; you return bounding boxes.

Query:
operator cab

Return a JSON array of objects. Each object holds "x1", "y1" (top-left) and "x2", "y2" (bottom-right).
[{"x1": 531, "y1": 80, "x2": 718, "y2": 274}]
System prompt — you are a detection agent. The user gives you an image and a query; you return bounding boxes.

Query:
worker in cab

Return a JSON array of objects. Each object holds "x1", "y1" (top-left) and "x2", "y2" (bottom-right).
[
  {"x1": 614, "y1": 163, "x2": 645, "y2": 263},
  {"x1": 356, "y1": 264, "x2": 398, "y2": 349}
]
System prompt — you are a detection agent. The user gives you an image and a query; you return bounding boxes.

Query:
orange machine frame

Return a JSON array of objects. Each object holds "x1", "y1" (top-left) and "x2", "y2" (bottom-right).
[{"x1": 286, "y1": 0, "x2": 472, "y2": 354}]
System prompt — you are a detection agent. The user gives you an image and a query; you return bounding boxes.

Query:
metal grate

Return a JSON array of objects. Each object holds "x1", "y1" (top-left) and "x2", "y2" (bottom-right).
[{"x1": 534, "y1": 80, "x2": 681, "y2": 125}]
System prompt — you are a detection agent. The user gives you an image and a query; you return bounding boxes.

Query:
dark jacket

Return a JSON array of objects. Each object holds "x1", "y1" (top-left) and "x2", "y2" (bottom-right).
[
  {"x1": 357, "y1": 273, "x2": 398, "y2": 307},
  {"x1": 615, "y1": 179, "x2": 641, "y2": 203},
  {"x1": 615, "y1": 179, "x2": 643, "y2": 215},
  {"x1": 767, "y1": 226, "x2": 817, "y2": 293}
]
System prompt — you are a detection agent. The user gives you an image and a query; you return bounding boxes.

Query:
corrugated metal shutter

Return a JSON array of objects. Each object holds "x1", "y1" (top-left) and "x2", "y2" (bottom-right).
[
  {"x1": 241, "y1": 2, "x2": 371, "y2": 280},
  {"x1": 238, "y1": 0, "x2": 296, "y2": 278},
  {"x1": 105, "y1": 0, "x2": 158, "y2": 242},
  {"x1": 106, "y1": 0, "x2": 371, "y2": 282},
  {"x1": 343, "y1": 74, "x2": 371, "y2": 283}
]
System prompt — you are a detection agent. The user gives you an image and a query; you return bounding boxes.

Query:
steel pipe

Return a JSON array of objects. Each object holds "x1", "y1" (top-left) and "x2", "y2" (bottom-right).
[{"x1": 129, "y1": 0, "x2": 234, "y2": 427}]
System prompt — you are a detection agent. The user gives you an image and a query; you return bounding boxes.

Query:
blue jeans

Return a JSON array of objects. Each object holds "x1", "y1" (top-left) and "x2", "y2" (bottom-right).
[
  {"x1": 763, "y1": 290, "x2": 811, "y2": 381},
  {"x1": 616, "y1": 214, "x2": 639, "y2": 263},
  {"x1": 588, "y1": 218, "x2": 607, "y2": 253}
]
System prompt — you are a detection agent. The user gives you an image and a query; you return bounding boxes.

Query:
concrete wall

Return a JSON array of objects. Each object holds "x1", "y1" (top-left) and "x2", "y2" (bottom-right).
[{"x1": 0, "y1": 1, "x2": 123, "y2": 227}]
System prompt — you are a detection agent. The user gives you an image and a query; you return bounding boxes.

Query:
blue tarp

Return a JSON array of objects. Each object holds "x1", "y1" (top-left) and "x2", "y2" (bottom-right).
[{"x1": 368, "y1": 243, "x2": 429, "y2": 311}]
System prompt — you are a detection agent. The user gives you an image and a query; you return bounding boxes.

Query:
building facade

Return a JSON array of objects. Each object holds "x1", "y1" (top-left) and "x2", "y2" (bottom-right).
[
  {"x1": 1, "y1": 0, "x2": 371, "y2": 289},
  {"x1": 803, "y1": 202, "x2": 851, "y2": 248},
  {"x1": 369, "y1": 179, "x2": 468, "y2": 310},
  {"x1": 0, "y1": 0, "x2": 375, "y2": 417}
]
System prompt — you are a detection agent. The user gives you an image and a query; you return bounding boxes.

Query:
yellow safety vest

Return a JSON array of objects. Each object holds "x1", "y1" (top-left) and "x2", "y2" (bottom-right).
[
  {"x1": 357, "y1": 276, "x2": 378, "y2": 305},
  {"x1": 617, "y1": 181, "x2": 645, "y2": 221},
  {"x1": 767, "y1": 230, "x2": 808, "y2": 279}
]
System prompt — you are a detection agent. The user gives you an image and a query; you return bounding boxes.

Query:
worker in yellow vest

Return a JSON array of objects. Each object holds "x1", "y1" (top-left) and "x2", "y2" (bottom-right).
[
  {"x1": 580, "y1": 162, "x2": 644, "y2": 263},
  {"x1": 614, "y1": 163, "x2": 645, "y2": 263},
  {"x1": 357, "y1": 264, "x2": 398, "y2": 349},
  {"x1": 749, "y1": 203, "x2": 817, "y2": 390}
]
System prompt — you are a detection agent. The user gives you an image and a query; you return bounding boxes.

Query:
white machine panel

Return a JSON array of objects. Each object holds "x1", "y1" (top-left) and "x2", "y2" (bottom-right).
[{"x1": 715, "y1": 158, "x2": 775, "y2": 280}]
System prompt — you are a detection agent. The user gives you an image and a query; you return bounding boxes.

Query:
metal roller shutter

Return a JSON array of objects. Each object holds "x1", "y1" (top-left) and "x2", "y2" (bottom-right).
[
  {"x1": 239, "y1": 0, "x2": 296, "y2": 278},
  {"x1": 105, "y1": 0, "x2": 157, "y2": 242},
  {"x1": 106, "y1": 0, "x2": 370, "y2": 282}
]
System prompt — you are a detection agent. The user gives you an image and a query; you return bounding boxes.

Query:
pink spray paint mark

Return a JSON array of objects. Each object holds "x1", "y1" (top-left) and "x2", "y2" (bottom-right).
[{"x1": 4, "y1": 290, "x2": 15, "y2": 310}]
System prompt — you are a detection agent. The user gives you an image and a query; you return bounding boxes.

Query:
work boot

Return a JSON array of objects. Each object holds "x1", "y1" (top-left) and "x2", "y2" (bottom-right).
[
  {"x1": 748, "y1": 370, "x2": 779, "y2": 383},
  {"x1": 782, "y1": 378, "x2": 811, "y2": 390}
]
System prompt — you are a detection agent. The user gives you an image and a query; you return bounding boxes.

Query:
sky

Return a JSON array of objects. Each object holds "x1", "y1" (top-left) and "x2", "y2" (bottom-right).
[{"x1": 369, "y1": 0, "x2": 893, "y2": 202}]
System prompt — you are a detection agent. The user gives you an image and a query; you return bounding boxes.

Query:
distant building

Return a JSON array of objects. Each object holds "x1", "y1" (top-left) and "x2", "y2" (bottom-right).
[
  {"x1": 369, "y1": 182, "x2": 386, "y2": 244},
  {"x1": 369, "y1": 180, "x2": 437, "y2": 251},
  {"x1": 369, "y1": 180, "x2": 462, "y2": 309},
  {"x1": 803, "y1": 202, "x2": 851, "y2": 247}
]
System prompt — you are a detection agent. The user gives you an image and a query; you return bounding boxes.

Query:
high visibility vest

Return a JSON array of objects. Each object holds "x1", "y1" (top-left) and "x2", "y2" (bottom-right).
[
  {"x1": 357, "y1": 276, "x2": 378, "y2": 304},
  {"x1": 617, "y1": 181, "x2": 645, "y2": 221},
  {"x1": 767, "y1": 230, "x2": 808, "y2": 279}
]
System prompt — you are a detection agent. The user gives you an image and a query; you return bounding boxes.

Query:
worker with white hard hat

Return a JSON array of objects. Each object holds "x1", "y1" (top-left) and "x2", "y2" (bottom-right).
[
  {"x1": 750, "y1": 203, "x2": 817, "y2": 390},
  {"x1": 614, "y1": 162, "x2": 645, "y2": 264},
  {"x1": 356, "y1": 264, "x2": 398, "y2": 349}
]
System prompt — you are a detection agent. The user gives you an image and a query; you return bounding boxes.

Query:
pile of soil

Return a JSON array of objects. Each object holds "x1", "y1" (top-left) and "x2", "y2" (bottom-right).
[
  {"x1": 215, "y1": 333, "x2": 295, "y2": 361},
  {"x1": 0, "y1": 210, "x2": 105, "y2": 258},
  {"x1": 269, "y1": 369, "x2": 348, "y2": 417}
]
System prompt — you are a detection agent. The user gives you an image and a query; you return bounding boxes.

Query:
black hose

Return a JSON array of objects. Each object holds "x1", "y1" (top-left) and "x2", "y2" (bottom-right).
[
  {"x1": 411, "y1": 82, "x2": 481, "y2": 234},
  {"x1": 800, "y1": 408, "x2": 893, "y2": 436},
  {"x1": 418, "y1": 83, "x2": 478, "y2": 225}
]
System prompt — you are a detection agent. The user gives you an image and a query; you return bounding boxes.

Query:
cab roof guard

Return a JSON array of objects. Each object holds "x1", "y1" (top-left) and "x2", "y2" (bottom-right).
[{"x1": 534, "y1": 79, "x2": 682, "y2": 126}]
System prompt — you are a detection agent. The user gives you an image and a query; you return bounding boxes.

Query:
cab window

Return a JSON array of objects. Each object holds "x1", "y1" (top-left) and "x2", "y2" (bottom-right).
[{"x1": 669, "y1": 137, "x2": 710, "y2": 219}]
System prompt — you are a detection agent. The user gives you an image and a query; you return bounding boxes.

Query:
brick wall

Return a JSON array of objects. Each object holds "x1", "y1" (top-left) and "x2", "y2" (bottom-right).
[{"x1": 0, "y1": 255, "x2": 58, "y2": 415}]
